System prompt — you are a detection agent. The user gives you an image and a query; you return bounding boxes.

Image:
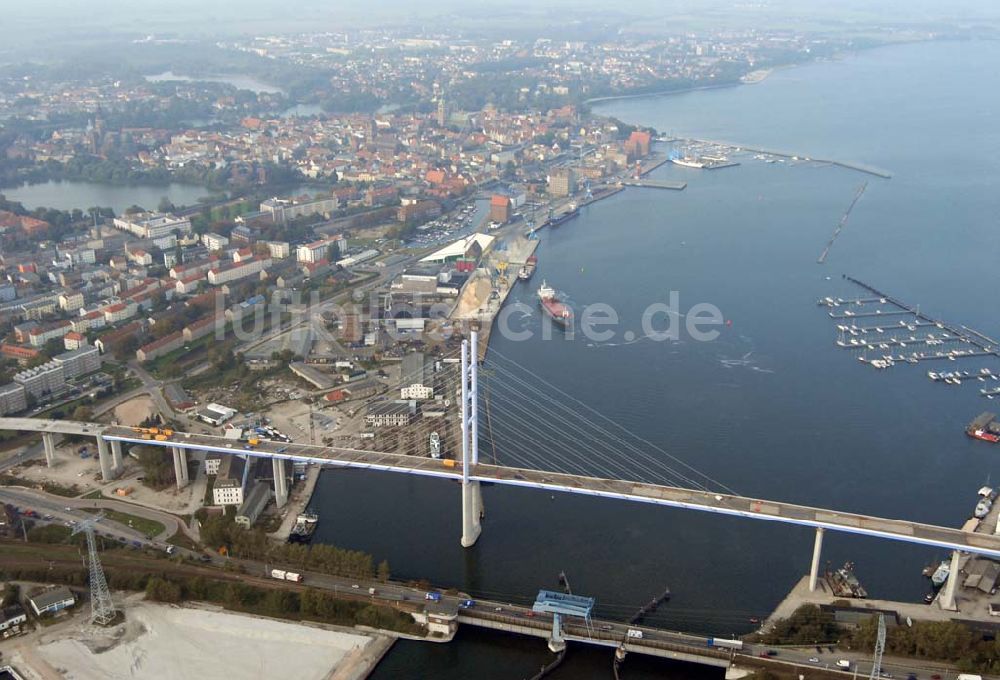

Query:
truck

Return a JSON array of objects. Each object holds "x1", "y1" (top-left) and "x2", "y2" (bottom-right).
[
  {"x1": 368, "y1": 587, "x2": 376, "y2": 595},
  {"x1": 270, "y1": 569, "x2": 287, "y2": 580},
  {"x1": 627, "y1": 629, "x2": 643, "y2": 640},
  {"x1": 707, "y1": 638, "x2": 744, "y2": 650},
  {"x1": 284, "y1": 572, "x2": 303, "y2": 583},
  {"x1": 424, "y1": 591, "x2": 442, "y2": 602}
]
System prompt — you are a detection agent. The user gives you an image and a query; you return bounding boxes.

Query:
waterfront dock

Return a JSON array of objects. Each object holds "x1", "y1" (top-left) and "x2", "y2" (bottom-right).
[
  {"x1": 819, "y1": 275, "x2": 1000, "y2": 370},
  {"x1": 679, "y1": 137, "x2": 893, "y2": 179},
  {"x1": 620, "y1": 179, "x2": 687, "y2": 190}
]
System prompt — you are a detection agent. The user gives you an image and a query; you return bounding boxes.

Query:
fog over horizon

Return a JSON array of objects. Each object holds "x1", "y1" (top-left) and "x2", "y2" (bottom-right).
[{"x1": 3, "y1": 0, "x2": 999, "y2": 49}]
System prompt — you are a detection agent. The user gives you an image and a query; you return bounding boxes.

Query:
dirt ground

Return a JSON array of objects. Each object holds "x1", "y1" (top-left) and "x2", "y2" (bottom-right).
[
  {"x1": 8, "y1": 439, "x2": 207, "y2": 514},
  {"x1": 112, "y1": 395, "x2": 156, "y2": 426},
  {"x1": 452, "y1": 271, "x2": 493, "y2": 319}
]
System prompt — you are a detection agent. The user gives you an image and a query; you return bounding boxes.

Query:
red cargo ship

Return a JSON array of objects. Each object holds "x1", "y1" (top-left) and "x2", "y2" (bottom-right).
[
  {"x1": 538, "y1": 281, "x2": 572, "y2": 328},
  {"x1": 969, "y1": 429, "x2": 1000, "y2": 443}
]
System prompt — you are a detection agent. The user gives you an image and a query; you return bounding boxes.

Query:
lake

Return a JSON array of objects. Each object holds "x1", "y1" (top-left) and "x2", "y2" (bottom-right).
[{"x1": 0, "y1": 180, "x2": 214, "y2": 215}]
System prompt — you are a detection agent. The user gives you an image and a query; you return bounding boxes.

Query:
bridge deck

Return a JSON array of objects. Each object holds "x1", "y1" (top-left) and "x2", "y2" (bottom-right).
[{"x1": 3, "y1": 418, "x2": 998, "y2": 559}]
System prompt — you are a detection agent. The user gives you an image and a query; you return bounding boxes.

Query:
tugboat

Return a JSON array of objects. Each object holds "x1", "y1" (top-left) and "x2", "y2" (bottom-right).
[{"x1": 538, "y1": 281, "x2": 572, "y2": 328}]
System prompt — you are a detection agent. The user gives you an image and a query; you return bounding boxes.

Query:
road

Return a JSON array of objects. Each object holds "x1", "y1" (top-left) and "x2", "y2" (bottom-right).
[
  {"x1": 0, "y1": 486, "x2": 184, "y2": 542},
  {"x1": 89, "y1": 424, "x2": 1000, "y2": 560}
]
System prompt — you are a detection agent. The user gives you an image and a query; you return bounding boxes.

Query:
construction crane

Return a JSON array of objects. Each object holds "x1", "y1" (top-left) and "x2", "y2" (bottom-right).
[{"x1": 71, "y1": 513, "x2": 118, "y2": 626}]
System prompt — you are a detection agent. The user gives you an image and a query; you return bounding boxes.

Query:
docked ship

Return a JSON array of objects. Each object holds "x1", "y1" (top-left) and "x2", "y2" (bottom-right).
[
  {"x1": 671, "y1": 156, "x2": 706, "y2": 169},
  {"x1": 825, "y1": 561, "x2": 867, "y2": 599},
  {"x1": 548, "y1": 204, "x2": 580, "y2": 227},
  {"x1": 967, "y1": 412, "x2": 1000, "y2": 443},
  {"x1": 538, "y1": 281, "x2": 572, "y2": 328},
  {"x1": 288, "y1": 511, "x2": 319, "y2": 544},
  {"x1": 518, "y1": 255, "x2": 537, "y2": 281},
  {"x1": 930, "y1": 560, "x2": 951, "y2": 588}
]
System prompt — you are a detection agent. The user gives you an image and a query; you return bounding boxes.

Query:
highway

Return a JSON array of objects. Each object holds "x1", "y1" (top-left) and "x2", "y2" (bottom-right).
[
  {"x1": 88, "y1": 424, "x2": 1000, "y2": 560},
  {"x1": 2, "y1": 415, "x2": 998, "y2": 559}
]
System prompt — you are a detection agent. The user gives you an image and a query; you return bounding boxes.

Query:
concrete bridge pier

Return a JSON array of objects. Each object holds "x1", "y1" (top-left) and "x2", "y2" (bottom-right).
[
  {"x1": 809, "y1": 527, "x2": 825, "y2": 591},
  {"x1": 461, "y1": 480, "x2": 482, "y2": 547},
  {"x1": 939, "y1": 549, "x2": 962, "y2": 611},
  {"x1": 172, "y1": 447, "x2": 189, "y2": 489},
  {"x1": 42, "y1": 433, "x2": 56, "y2": 467},
  {"x1": 110, "y1": 440, "x2": 124, "y2": 476},
  {"x1": 96, "y1": 436, "x2": 114, "y2": 481},
  {"x1": 547, "y1": 613, "x2": 567, "y2": 653},
  {"x1": 273, "y1": 458, "x2": 288, "y2": 507}
]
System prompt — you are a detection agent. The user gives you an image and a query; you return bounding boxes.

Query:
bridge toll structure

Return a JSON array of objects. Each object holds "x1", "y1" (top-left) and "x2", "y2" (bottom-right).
[
  {"x1": 273, "y1": 458, "x2": 288, "y2": 507},
  {"x1": 42, "y1": 432, "x2": 56, "y2": 467},
  {"x1": 460, "y1": 331, "x2": 484, "y2": 548},
  {"x1": 938, "y1": 549, "x2": 962, "y2": 611},
  {"x1": 809, "y1": 527, "x2": 825, "y2": 592},
  {"x1": 171, "y1": 446, "x2": 189, "y2": 489}
]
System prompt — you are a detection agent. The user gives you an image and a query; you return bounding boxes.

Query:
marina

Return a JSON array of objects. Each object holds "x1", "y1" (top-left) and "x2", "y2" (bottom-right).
[{"x1": 818, "y1": 276, "x2": 1000, "y2": 370}]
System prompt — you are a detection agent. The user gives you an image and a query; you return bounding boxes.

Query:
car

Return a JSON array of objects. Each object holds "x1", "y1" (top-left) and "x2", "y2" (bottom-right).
[
  {"x1": 43, "y1": 514, "x2": 53, "y2": 520},
  {"x1": 458, "y1": 600, "x2": 475, "y2": 609},
  {"x1": 199, "y1": 555, "x2": 211, "y2": 563},
  {"x1": 525, "y1": 611, "x2": 535, "y2": 617},
  {"x1": 494, "y1": 606, "x2": 502, "y2": 612},
  {"x1": 879, "y1": 672, "x2": 892, "y2": 678},
  {"x1": 765, "y1": 650, "x2": 778, "y2": 657},
  {"x1": 808, "y1": 657, "x2": 820, "y2": 664},
  {"x1": 351, "y1": 584, "x2": 359, "y2": 589}
]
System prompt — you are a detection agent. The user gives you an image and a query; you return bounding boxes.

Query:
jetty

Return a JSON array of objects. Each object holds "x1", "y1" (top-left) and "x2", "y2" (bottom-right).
[
  {"x1": 817, "y1": 181, "x2": 868, "y2": 264},
  {"x1": 620, "y1": 179, "x2": 687, "y2": 190},
  {"x1": 819, "y1": 276, "x2": 1000, "y2": 370}
]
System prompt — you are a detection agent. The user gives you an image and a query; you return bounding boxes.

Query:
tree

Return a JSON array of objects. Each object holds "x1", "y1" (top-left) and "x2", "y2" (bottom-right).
[
  {"x1": 377, "y1": 560, "x2": 391, "y2": 582},
  {"x1": 157, "y1": 196, "x2": 176, "y2": 213},
  {"x1": 71, "y1": 405, "x2": 93, "y2": 421}
]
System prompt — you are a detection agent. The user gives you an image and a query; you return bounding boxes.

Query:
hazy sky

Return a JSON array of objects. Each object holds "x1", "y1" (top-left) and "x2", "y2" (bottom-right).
[{"x1": 1, "y1": 0, "x2": 997, "y2": 55}]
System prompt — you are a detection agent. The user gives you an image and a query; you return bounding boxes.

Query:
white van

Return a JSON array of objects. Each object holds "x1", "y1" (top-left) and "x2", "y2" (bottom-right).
[
  {"x1": 626, "y1": 629, "x2": 643, "y2": 639},
  {"x1": 836, "y1": 660, "x2": 851, "y2": 669}
]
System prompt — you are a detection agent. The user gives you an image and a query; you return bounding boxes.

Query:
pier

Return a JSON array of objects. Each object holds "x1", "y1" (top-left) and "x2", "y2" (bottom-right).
[
  {"x1": 679, "y1": 137, "x2": 894, "y2": 179},
  {"x1": 817, "y1": 181, "x2": 868, "y2": 264},
  {"x1": 620, "y1": 179, "x2": 687, "y2": 190},
  {"x1": 819, "y1": 276, "x2": 1000, "y2": 370}
]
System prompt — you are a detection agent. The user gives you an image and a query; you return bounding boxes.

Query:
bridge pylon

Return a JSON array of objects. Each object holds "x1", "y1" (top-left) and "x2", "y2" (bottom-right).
[
  {"x1": 548, "y1": 612, "x2": 567, "y2": 653},
  {"x1": 460, "y1": 331, "x2": 484, "y2": 547}
]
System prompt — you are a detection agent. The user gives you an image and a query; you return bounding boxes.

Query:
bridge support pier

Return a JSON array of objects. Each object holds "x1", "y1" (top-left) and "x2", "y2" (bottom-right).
[
  {"x1": 547, "y1": 613, "x2": 566, "y2": 653},
  {"x1": 809, "y1": 527, "x2": 825, "y2": 592},
  {"x1": 110, "y1": 440, "x2": 124, "y2": 475},
  {"x1": 172, "y1": 447, "x2": 189, "y2": 489},
  {"x1": 96, "y1": 437, "x2": 114, "y2": 481},
  {"x1": 939, "y1": 549, "x2": 962, "y2": 611},
  {"x1": 273, "y1": 458, "x2": 288, "y2": 508},
  {"x1": 42, "y1": 433, "x2": 56, "y2": 467}
]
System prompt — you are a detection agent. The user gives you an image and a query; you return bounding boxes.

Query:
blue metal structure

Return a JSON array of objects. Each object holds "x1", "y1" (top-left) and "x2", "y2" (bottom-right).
[{"x1": 532, "y1": 590, "x2": 595, "y2": 619}]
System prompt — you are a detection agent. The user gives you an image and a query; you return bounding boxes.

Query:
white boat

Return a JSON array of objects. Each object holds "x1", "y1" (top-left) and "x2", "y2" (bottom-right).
[
  {"x1": 671, "y1": 157, "x2": 706, "y2": 169},
  {"x1": 930, "y1": 560, "x2": 950, "y2": 587}
]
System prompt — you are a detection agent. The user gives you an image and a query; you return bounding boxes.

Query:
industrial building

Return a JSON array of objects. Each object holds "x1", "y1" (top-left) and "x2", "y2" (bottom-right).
[
  {"x1": 212, "y1": 455, "x2": 246, "y2": 506},
  {"x1": 197, "y1": 403, "x2": 237, "y2": 426},
  {"x1": 235, "y1": 482, "x2": 271, "y2": 528},
  {"x1": 419, "y1": 233, "x2": 495, "y2": 265},
  {"x1": 365, "y1": 401, "x2": 416, "y2": 427},
  {"x1": 400, "y1": 353, "x2": 433, "y2": 400},
  {"x1": 28, "y1": 587, "x2": 75, "y2": 616}
]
